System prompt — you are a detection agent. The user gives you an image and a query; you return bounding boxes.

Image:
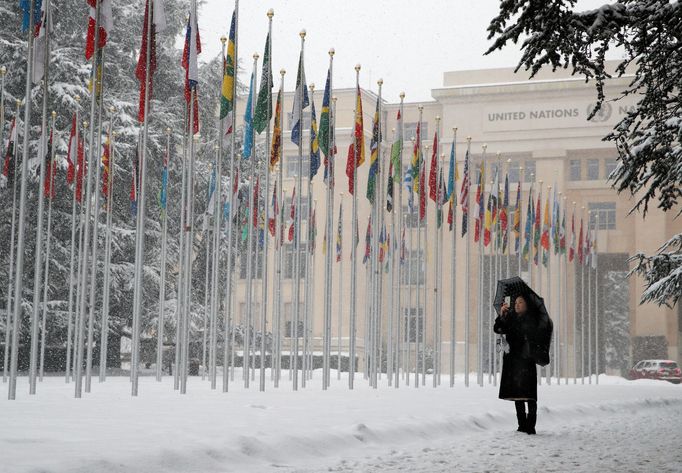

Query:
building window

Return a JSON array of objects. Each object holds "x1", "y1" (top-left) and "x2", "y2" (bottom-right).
[
  {"x1": 586, "y1": 159, "x2": 599, "y2": 180},
  {"x1": 286, "y1": 111, "x2": 311, "y2": 131},
  {"x1": 283, "y1": 242, "x2": 308, "y2": 279},
  {"x1": 605, "y1": 158, "x2": 618, "y2": 179},
  {"x1": 285, "y1": 155, "x2": 311, "y2": 178},
  {"x1": 404, "y1": 122, "x2": 429, "y2": 142},
  {"x1": 588, "y1": 202, "x2": 616, "y2": 230},
  {"x1": 524, "y1": 160, "x2": 536, "y2": 182},
  {"x1": 400, "y1": 248, "x2": 425, "y2": 285},
  {"x1": 284, "y1": 194, "x2": 310, "y2": 223},
  {"x1": 403, "y1": 308, "x2": 424, "y2": 342},
  {"x1": 402, "y1": 205, "x2": 418, "y2": 229},
  {"x1": 569, "y1": 159, "x2": 581, "y2": 181}
]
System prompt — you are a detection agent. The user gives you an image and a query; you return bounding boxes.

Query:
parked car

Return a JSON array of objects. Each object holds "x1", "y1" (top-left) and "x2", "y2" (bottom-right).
[{"x1": 629, "y1": 359, "x2": 681, "y2": 384}]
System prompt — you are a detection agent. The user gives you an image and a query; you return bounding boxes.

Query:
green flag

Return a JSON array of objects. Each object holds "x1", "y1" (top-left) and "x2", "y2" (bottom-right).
[
  {"x1": 390, "y1": 109, "x2": 403, "y2": 182},
  {"x1": 318, "y1": 67, "x2": 331, "y2": 157},
  {"x1": 253, "y1": 32, "x2": 272, "y2": 134}
]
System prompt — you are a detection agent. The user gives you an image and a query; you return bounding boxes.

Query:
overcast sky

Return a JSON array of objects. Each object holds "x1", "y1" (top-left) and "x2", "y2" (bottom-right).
[{"x1": 198, "y1": 0, "x2": 612, "y2": 103}]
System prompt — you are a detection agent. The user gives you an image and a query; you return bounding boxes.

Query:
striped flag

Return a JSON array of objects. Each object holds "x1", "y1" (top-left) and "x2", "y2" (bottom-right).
[
  {"x1": 533, "y1": 191, "x2": 541, "y2": 266},
  {"x1": 459, "y1": 147, "x2": 470, "y2": 237},
  {"x1": 288, "y1": 186, "x2": 296, "y2": 242},
  {"x1": 100, "y1": 133, "x2": 110, "y2": 203},
  {"x1": 500, "y1": 173, "x2": 509, "y2": 254},
  {"x1": 319, "y1": 67, "x2": 332, "y2": 159},
  {"x1": 345, "y1": 84, "x2": 364, "y2": 195},
  {"x1": 181, "y1": 9, "x2": 201, "y2": 134},
  {"x1": 428, "y1": 130, "x2": 438, "y2": 202},
  {"x1": 310, "y1": 98, "x2": 320, "y2": 179},
  {"x1": 474, "y1": 161, "x2": 485, "y2": 243},
  {"x1": 270, "y1": 87, "x2": 282, "y2": 169},
  {"x1": 220, "y1": 10, "x2": 236, "y2": 123},
  {"x1": 522, "y1": 189, "x2": 533, "y2": 262},
  {"x1": 366, "y1": 97, "x2": 380, "y2": 203},
  {"x1": 386, "y1": 160, "x2": 394, "y2": 213},
  {"x1": 513, "y1": 180, "x2": 521, "y2": 254},
  {"x1": 85, "y1": 0, "x2": 113, "y2": 60}
]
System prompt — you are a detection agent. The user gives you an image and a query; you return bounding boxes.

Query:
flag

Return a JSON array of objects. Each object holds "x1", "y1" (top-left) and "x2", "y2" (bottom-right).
[
  {"x1": 500, "y1": 173, "x2": 509, "y2": 254},
  {"x1": 541, "y1": 194, "x2": 550, "y2": 251},
  {"x1": 400, "y1": 224, "x2": 406, "y2": 265},
  {"x1": 473, "y1": 161, "x2": 484, "y2": 243},
  {"x1": 459, "y1": 146, "x2": 470, "y2": 237},
  {"x1": 21, "y1": 0, "x2": 41, "y2": 33},
  {"x1": 577, "y1": 217, "x2": 584, "y2": 265},
  {"x1": 39, "y1": 128, "x2": 56, "y2": 199},
  {"x1": 483, "y1": 185, "x2": 493, "y2": 247},
  {"x1": 288, "y1": 186, "x2": 296, "y2": 242},
  {"x1": 220, "y1": 10, "x2": 236, "y2": 120},
  {"x1": 391, "y1": 110, "x2": 403, "y2": 183},
  {"x1": 32, "y1": 0, "x2": 51, "y2": 84},
  {"x1": 591, "y1": 226, "x2": 598, "y2": 269},
  {"x1": 378, "y1": 225, "x2": 386, "y2": 263},
  {"x1": 386, "y1": 160, "x2": 394, "y2": 213},
  {"x1": 66, "y1": 114, "x2": 77, "y2": 185},
  {"x1": 447, "y1": 197, "x2": 454, "y2": 231},
  {"x1": 560, "y1": 205, "x2": 567, "y2": 254},
  {"x1": 335, "y1": 202, "x2": 343, "y2": 262},
  {"x1": 345, "y1": 84, "x2": 364, "y2": 195},
  {"x1": 418, "y1": 147, "x2": 426, "y2": 221},
  {"x1": 533, "y1": 192, "x2": 541, "y2": 265},
  {"x1": 410, "y1": 122, "x2": 421, "y2": 194},
  {"x1": 160, "y1": 144, "x2": 168, "y2": 214},
  {"x1": 429, "y1": 130, "x2": 438, "y2": 202},
  {"x1": 2, "y1": 117, "x2": 17, "y2": 189},
  {"x1": 569, "y1": 209, "x2": 576, "y2": 262},
  {"x1": 100, "y1": 132, "x2": 110, "y2": 203},
  {"x1": 513, "y1": 180, "x2": 521, "y2": 254},
  {"x1": 270, "y1": 87, "x2": 283, "y2": 169},
  {"x1": 136, "y1": 0, "x2": 167, "y2": 123},
  {"x1": 254, "y1": 32, "x2": 272, "y2": 134},
  {"x1": 319, "y1": 67, "x2": 332, "y2": 159},
  {"x1": 367, "y1": 97, "x2": 380, "y2": 203},
  {"x1": 207, "y1": 162, "x2": 217, "y2": 215},
  {"x1": 309, "y1": 208, "x2": 317, "y2": 254},
  {"x1": 181, "y1": 10, "x2": 201, "y2": 134},
  {"x1": 436, "y1": 168, "x2": 447, "y2": 229},
  {"x1": 446, "y1": 139, "x2": 456, "y2": 201},
  {"x1": 268, "y1": 180, "x2": 278, "y2": 237},
  {"x1": 75, "y1": 137, "x2": 86, "y2": 203},
  {"x1": 309, "y1": 98, "x2": 320, "y2": 179},
  {"x1": 242, "y1": 71, "x2": 255, "y2": 158},
  {"x1": 363, "y1": 216, "x2": 372, "y2": 264},
  {"x1": 522, "y1": 189, "x2": 533, "y2": 261},
  {"x1": 290, "y1": 49, "x2": 309, "y2": 145},
  {"x1": 85, "y1": 0, "x2": 113, "y2": 60}
]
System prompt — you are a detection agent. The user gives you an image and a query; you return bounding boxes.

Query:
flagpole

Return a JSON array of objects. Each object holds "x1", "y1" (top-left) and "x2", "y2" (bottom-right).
[
  {"x1": 302, "y1": 82, "x2": 315, "y2": 390},
  {"x1": 371, "y1": 80, "x2": 383, "y2": 388},
  {"x1": 100, "y1": 115, "x2": 117, "y2": 382},
  {"x1": 85, "y1": 58, "x2": 106, "y2": 393},
  {"x1": 201, "y1": 212, "x2": 211, "y2": 382},
  {"x1": 563, "y1": 196, "x2": 569, "y2": 385},
  {"x1": 536, "y1": 181, "x2": 543, "y2": 387},
  {"x1": 478, "y1": 144, "x2": 487, "y2": 387},
  {"x1": 430, "y1": 119, "x2": 441, "y2": 389},
  {"x1": 153, "y1": 126, "x2": 169, "y2": 383},
  {"x1": 435, "y1": 151, "x2": 444, "y2": 387},
  {"x1": 349, "y1": 64, "x2": 360, "y2": 390},
  {"x1": 3, "y1": 99, "x2": 20, "y2": 385},
  {"x1": 394, "y1": 93, "x2": 405, "y2": 388},
  {"x1": 572, "y1": 201, "x2": 577, "y2": 384},
  {"x1": 585, "y1": 211, "x2": 594, "y2": 384},
  {"x1": 580, "y1": 206, "x2": 585, "y2": 384},
  {"x1": 555, "y1": 191, "x2": 562, "y2": 383},
  {"x1": 487, "y1": 172, "x2": 494, "y2": 385},
  {"x1": 449, "y1": 128, "x2": 458, "y2": 387},
  {"x1": 414, "y1": 110, "x2": 424, "y2": 389},
  {"x1": 273, "y1": 69, "x2": 286, "y2": 388},
  {"x1": 463, "y1": 137, "x2": 471, "y2": 387},
  {"x1": 28, "y1": 0, "x2": 53, "y2": 394},
  {"x1": 336, "y1": 196, "x2": 343, "y2": 381},
  {"x1": 406, "y1": 137, "x2": 414, "y2": 387},
  {"x1": 38, "y1": 110, "x2": 57, "y2": 381},
  {"x1": 592, "y1": 212, "x2": 599, "y2": 384},
  {"x1": 387, "y1": 130, "x2": 396, "y2": 387},
  {"x1": 175, "y1": 101, "x2": 188, "y2": 391},
  {"x1": 322, "y1": 49, "x2": 335, "y2": 390},
  {"x1": 64, "y1": 99, "x2": 81, "y2": 384},
  {"x1": 546, "y1": 184, "x2": 552, "y2": 385}
]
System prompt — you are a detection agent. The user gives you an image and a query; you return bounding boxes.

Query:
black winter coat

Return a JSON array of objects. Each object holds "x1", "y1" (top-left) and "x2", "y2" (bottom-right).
[{"x1": 494, "y1": 311, "x2": 538, "y2": 401}]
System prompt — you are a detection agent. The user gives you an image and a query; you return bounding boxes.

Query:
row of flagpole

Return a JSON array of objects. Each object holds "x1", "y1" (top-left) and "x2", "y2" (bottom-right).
[{"x1": 1, "y1": 1, "x2": 607, "y2": 400}]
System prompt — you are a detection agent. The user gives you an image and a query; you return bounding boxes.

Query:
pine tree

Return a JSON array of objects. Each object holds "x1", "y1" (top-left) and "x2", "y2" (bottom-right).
[{"x1": 486, "y1": 0, "x2": 682, "y2": 307}]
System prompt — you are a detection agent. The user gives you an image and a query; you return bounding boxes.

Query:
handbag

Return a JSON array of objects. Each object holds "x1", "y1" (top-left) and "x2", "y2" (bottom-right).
[{"x1": 528, "y1": 336, "x2": 550, "y2": 366}]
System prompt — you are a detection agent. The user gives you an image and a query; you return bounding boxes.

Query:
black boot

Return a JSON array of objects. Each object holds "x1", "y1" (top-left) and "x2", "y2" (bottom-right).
[
  {"x1": 525, "y1": 412, "x2": 536, "y2": 434},
  {"x1": 514, "y1": 401, "x2": 527, "y2": 432}
]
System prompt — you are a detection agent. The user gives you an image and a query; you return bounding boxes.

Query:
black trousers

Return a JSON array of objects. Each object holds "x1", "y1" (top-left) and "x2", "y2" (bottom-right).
[{"x1": 515, "y1": 400, "x2": 537, "y2": 417}]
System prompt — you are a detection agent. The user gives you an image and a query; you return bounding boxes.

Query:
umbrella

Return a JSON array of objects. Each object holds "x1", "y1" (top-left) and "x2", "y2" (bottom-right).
[{"x1": 493, "y1": 276, "x2": 553, "y2": 365}]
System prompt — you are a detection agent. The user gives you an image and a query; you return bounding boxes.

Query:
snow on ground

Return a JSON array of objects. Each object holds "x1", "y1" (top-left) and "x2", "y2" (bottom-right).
[{"x1": 1, "y1": 371, "x2": 681, "y2": 472}]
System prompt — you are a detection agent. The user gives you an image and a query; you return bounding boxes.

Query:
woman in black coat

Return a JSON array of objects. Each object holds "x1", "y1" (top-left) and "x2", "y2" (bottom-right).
[{"x1": 493, "y1": 294, "x2": 538, "y2": 435}]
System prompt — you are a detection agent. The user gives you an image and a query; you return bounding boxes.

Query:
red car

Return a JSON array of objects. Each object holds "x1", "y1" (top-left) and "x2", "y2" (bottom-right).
[{"x1": 629, "y1": 359, "x2": 681, "y2": 384}]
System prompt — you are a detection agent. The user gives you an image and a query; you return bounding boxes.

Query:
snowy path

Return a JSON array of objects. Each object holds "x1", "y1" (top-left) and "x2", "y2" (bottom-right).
[
  {"x1": 299, "y1": 396, "x2": 682, "y2": 473},
  {"x1": 1, "y1": 372, "x2": 681, "y2": 472}
]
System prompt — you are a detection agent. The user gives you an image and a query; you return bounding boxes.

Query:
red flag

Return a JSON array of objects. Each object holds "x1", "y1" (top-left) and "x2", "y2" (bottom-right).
[
  {"x1": 428, "y1": 131, "x2": 438, "y2": 202},
  {"x1": 419, "y1": 157, "x2": 426, "y2": 221},
  {"x1": 345, "y1": 85, "x2": 364, "y2": 195},
  {"x1": 75, "y1": 137, "x2": 86, "y2": 203},
  {"x1": 85, "y1": 0, "x2": 113, "y2": 60},
  {"x1": 136, "y1": 0, "x2": 155, "y2": 123},
  {"x1": 181, "y1": 12, "x2": 201, "y2": 135},
  {"x1": 288, "y1": 186, "x2": 296, "y2": 242},
  {"x1": 66, "y1": 114, "x2": 77, "y2": 184}
]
